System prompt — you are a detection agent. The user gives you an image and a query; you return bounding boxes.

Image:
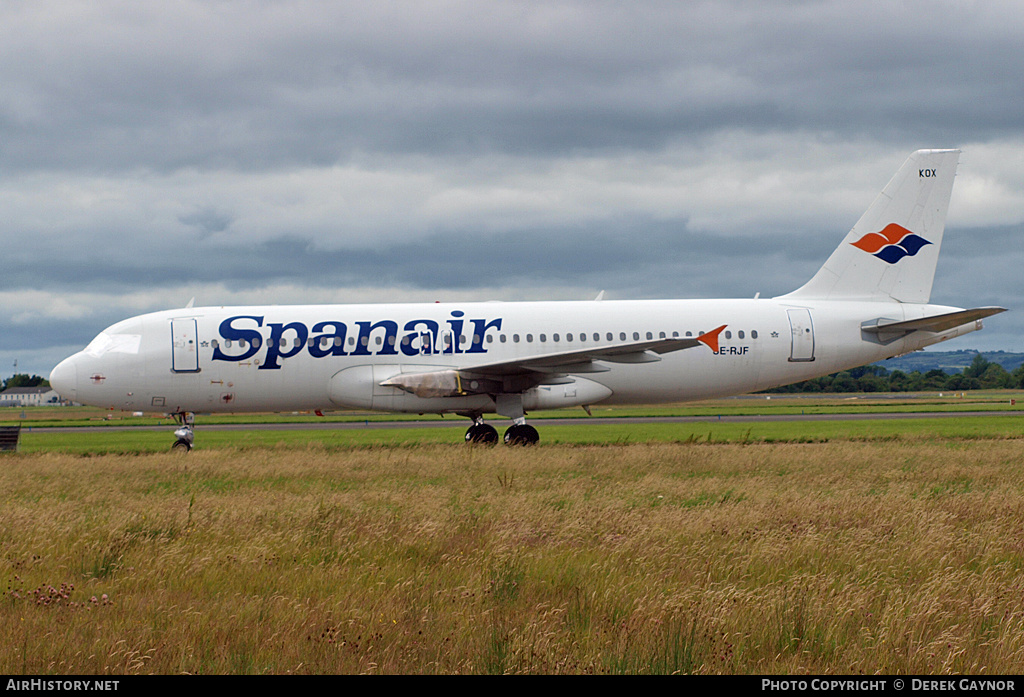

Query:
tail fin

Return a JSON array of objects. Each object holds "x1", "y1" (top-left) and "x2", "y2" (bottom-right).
[{"x1": 782, "y1": 149, "x2": 960, "y2": 303}]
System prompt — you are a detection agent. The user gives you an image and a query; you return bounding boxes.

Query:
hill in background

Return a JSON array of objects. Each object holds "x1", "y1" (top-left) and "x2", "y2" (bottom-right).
[{"x1": 874, "y1": 350, "x2": 1024, "y2": 375}]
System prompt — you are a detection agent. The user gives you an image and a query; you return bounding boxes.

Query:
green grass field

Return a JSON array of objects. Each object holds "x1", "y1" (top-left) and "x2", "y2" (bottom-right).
[{"x1": 3, "y1": 393, "x2": 1024, "y2": 674}]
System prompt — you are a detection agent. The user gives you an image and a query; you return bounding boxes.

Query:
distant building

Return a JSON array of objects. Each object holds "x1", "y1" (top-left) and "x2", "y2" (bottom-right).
[{"x1": 0, "y1": 386, "x2": 60, "y2": 407}]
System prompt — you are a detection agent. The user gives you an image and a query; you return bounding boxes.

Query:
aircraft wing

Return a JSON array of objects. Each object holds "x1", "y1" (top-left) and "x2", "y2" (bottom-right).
[
  {"x1": 381, "y1": 326, "x2": 726, "y2": 397},
  {"x1": 466, "y1": 325, "x2": 725, "y2": 375}
]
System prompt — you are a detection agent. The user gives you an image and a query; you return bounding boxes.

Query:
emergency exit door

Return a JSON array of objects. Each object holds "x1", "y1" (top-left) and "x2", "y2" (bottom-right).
[
  {"x1": 787, "y1": 309, "x2": 815, "y2": 362},
  {"x1": 171, "y1": 318, "x2": 200, "y2": 373}
]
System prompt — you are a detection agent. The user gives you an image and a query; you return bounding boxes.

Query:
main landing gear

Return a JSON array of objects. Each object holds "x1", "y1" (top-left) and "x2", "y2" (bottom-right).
[
  {"x1": 464, "y1": 418, "x2": 539, "y2": 446},
  {"x1": 171, "y1": 411, "x2": 194, "y2": 452},
  {"x1": 504, "y1": 422, "x2": 539, "y2": 446},
  {"x1": 462, "y1": 400, "x2": 540, "y2": 446},
  {"x1": 465, "y1": 415, "x2": 500, "y2": 444}
]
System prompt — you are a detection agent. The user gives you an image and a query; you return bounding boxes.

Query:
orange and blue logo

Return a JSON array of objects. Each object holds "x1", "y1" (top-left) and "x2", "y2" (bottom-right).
[{"x1": 851, "y1": 224, "x2": 931, "y2": 264}]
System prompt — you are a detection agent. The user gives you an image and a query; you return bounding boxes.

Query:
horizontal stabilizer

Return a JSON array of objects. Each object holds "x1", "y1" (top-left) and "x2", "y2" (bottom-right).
[{"x1": 862, "y1": 307, "x2": 1006, "y2": 344}]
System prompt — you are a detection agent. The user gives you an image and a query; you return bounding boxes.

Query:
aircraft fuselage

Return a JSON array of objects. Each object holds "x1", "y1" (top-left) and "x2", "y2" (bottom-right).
[{"x1": 51, "y1": 297, "x2": 978, "y2": 416}]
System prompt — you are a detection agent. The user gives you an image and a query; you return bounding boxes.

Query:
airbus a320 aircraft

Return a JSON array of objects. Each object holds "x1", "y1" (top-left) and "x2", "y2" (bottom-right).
[{"x1": 49, "y1": 150, "x2": 1004, "y2": 449}]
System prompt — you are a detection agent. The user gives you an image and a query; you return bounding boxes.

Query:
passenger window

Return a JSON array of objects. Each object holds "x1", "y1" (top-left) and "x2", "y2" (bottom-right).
[{"x1": 751, "y1": 330, "x2": 758, "y2": 339}]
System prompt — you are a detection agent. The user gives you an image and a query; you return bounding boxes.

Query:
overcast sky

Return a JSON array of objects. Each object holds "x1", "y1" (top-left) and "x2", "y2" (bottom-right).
[{"x1": 3, "y1": 0, "x2": 1023, "y2": 378}]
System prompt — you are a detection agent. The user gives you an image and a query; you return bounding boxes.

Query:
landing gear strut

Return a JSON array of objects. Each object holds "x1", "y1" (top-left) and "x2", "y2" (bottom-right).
[
  {"x1": 171, "y1": 412, "x2": 194, "y2": 452},
  {"x1": 496, "y1": 395, "x2": 539, "y2": 446}
]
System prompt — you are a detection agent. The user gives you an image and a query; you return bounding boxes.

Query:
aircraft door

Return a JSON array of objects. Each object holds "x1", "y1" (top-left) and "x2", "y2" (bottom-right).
[
  {"x1": 787, "y1": 309, "x2": 815, "y2": 362},
  {"x1": 171, "y1": 318, "x2": 201, "y2": 373}
]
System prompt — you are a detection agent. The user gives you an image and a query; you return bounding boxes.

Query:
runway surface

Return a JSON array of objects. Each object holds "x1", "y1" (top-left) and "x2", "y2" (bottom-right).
[{"x1": 28, "y1": 410, "x2": 1023, "y2": 434}]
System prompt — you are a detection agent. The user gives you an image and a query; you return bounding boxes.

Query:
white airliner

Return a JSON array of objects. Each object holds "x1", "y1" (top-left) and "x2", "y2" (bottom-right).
[{"x1": 49, "y1": 150, "x2": 1004, "y2": 448}]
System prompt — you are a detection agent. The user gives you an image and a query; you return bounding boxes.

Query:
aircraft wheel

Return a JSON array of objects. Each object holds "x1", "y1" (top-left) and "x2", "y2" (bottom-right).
[
  {"x1": 504, "y1": 424, "x2": 539, "y2": 446},
  {"x1": 171, "y1": 439, "x2": 192, "y2": 452},
  {"x1": 465, "y1": 423, "x2": 499, "y2": 445}
]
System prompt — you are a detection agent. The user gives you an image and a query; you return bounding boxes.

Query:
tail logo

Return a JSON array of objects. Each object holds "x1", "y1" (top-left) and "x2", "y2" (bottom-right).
[{"x1": 850, "y1": 223, "x2": 931, "y2": 264}]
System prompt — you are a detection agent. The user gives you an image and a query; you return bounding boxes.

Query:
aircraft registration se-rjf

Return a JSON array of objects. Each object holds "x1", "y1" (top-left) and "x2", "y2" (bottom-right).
[{"x1": 50, "y1": 150, "x2": 1004, "y2": 449}]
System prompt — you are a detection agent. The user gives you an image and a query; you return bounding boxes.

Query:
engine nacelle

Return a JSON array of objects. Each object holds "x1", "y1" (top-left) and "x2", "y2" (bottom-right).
[{"x1": 329, "y1": 364, "x2": 613, "y2": 414}]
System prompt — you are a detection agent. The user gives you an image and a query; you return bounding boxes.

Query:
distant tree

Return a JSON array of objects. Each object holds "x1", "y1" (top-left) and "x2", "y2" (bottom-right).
[
  {"x1": 830, "y1": 372, "x2": 858, "y2": 392},
  {"x1": 857, "y1": 373, "x2": 888, "y2": 393},
  {"x1": 1013, "y1": 365, "x2": 1024, "y2": 389},
  {"x1": 945, "y1": 373, "x2": 980, "y2": 391},
  {"x1": 922, "y1": 369, "x2": 949, "y2": 390},
  {"x1": 962, "y1": 354, "x2": 992, "y2": 379},
  {"x1": 2, "y1": 374, "x2": 50, "y2": 391},
  {"x1": 888, "y1": 370, "x2": 911, "y2": 392},
  {"x1": 978, "y1": 363, "x2": 1011, "y2": 389}
]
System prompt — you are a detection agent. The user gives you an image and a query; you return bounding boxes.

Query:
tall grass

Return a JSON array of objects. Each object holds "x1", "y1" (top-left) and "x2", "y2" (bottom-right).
[{"x1": 3, "y1": 439, "x2": 1024, "y2": 674}]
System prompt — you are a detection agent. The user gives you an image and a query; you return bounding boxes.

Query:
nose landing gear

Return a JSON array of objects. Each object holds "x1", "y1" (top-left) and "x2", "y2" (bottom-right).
[{"x1": 171, "y1": 412, "x2": 194, "y2": 451}]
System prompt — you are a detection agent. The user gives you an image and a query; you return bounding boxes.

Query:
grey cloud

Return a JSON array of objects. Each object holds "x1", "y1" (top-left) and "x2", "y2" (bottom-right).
[{"x1": 4, "y1": 2, "x2": 1024, "y2": 174}]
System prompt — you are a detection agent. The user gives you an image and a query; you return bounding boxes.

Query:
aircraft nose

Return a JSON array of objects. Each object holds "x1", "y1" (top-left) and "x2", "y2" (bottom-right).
[{"x1": 49, "y1": 356, "x2": 78, "y2": 402}]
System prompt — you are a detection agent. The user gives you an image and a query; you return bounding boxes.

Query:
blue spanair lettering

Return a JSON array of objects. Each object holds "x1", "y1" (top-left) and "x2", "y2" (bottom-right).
[
  {"x1": 210, "y1": 312, "x2": 502, "y2": 369},
  {"x1": 309, "y1": 321, "x2": 348, "y2": 358},
  {"x1": 352, "y1": 320, "x2": 399, "y2": 356},
  {"x1": 212, "y1": 316, "x2": 264, "y2": 361},
  {"x1": 467, "y1": 317, "x2": 502, "y2": 353},
  {"x1": 261, "y1": 322, "x2": 309, "y2": 370},
  {"x1": 401, "y1": 319, "x2": 439, "y2": 357},
  {"x1": 445, "y1": 311, "x2": 465, "y2": 355}
]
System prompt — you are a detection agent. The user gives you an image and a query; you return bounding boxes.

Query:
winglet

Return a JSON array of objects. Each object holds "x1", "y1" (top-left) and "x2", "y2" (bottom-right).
[{"x1": 696, "y1": 325, "x2": 727, "y2": 353}]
